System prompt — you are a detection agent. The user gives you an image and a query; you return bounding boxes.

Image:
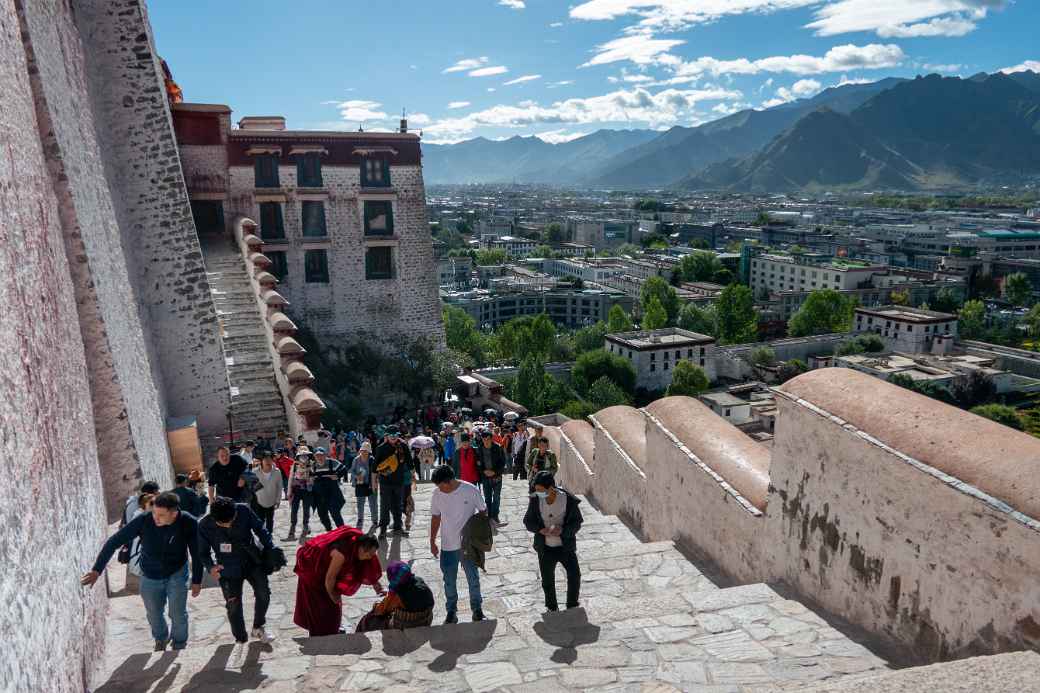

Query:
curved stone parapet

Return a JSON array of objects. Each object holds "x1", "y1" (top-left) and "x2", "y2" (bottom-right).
[
  {"x1": 269, "y1": 311, "x2": 297, "y2": 334},
  {"x1": 243, "y1": 233, "x2": 263, "y2": 248},
  {"x1": 645, "y1": 396, "x2": 771, "y2": 511},
  {"x1": 591, "y1": 405, "x2": 646, "y2": 468},
  {"x1": 260, "y1": 289, "x2": 288, "y2": 308},
  {"x1": 248, "y1": 251, "x2": 271, "y2": 269},
  {"x1": 560, "y1": 419, "x2": 595, "y2": 468},
  {"x1": 285, "y1": 361, "x2": 315, "y2": 385},
  {"x1": 275, "y1": 336, "x2": 305, "y2": 356},
  {"x1": 779, "y1": 367, "x2": 1040, "y2": 521},
  {"x1": 255, "y1": 271, "x2": 278, "y2": 287}
]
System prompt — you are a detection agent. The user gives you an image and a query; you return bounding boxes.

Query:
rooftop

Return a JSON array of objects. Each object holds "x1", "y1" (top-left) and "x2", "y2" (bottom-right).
[
  {"x1": 607, "y1": 327, "x2": 715, "y2": 349},
  {"x1": 855, "y1": 305, "x2": 957, "y2": 322}
]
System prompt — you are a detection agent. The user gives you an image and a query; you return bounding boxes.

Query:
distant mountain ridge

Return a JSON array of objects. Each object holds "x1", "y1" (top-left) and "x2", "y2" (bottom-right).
[{"x1": 680, "y1": 72, "x2": 1040, "y2": 192}]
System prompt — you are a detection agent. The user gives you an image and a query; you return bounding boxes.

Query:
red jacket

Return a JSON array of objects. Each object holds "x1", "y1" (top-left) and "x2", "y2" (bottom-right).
[
  {"x1": 274, "y1": 455, "x2": 294, "y2": 483},
  {"x1": 458, "y1": 446, "x2": 478, "y2": 483}
]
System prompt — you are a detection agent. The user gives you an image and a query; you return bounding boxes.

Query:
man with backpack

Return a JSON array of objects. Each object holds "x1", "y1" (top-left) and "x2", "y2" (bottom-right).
[{"x1": 197, "y1": 496, "x2": 277, "y2": 659}]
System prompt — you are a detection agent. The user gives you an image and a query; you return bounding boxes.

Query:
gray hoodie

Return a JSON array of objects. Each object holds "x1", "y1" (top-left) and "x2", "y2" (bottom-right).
[{"x1": 253, "y1": 467, "x2": 284, "y2": 508}]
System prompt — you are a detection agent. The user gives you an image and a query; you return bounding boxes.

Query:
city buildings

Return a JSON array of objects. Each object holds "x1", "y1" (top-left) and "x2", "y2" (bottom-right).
[
  {"x1": 853, "y1": 306, "x2": 958, "y2": 354},
  {"x1": 442, "y1": 286, "x2": 633, "y2": 329},
  {"x1": 605, "y1": 328, "x2": 717, "y2": 391}
]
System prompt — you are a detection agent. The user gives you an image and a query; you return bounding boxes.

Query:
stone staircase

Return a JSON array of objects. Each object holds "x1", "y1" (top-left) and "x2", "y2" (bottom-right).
[
  {"x1": 200, "y1": 238, "x2": 290, "y2": 441},
  {"x1": 93, "y1": 478, "x2": 1038, "y2": 692}
]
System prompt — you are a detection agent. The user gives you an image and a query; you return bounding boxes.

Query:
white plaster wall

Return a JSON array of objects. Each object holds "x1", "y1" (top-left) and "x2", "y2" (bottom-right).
[
  {"x1": 766, "y1": 394, "x2": 1040, "y2": 660},
  {"x1": 589, "y1": 418, "x2": 649, "y2": 532}
]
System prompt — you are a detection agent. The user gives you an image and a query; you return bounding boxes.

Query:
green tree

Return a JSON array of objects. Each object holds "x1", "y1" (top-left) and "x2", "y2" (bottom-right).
[
  {"x1": 572, "y1": 350, "x2": 637, "y2": 396},
  {"x1": 532, "y1": 244, "x2": 557, "y2": 258},
  {"x1": 561, "y1": 399, "x2": 597, "y2": 420},
  {"x1": 1025, "y1": 304, "x2": 1040, "y2": 341},
  {"x1": 679, "y1": 251, "x2": 722, "y2": 282},
  {"x1": 474, "y1": 248, "x2": 508, "y2": 266},
  {"x1": 753, "y1": 212, "x2": 771, "y2": 226},
  {"x1": 640, "y1": 276, "x2": 680, "y2": 325},
  {"x1": 776, "y1": 359, "x2": 808, "y2": 384},
  {"x1": 712, "y1": 268, "x2": 734, "y2": 285},
  {"x1": 788, "y1": 289, "x2": 855, "y2": 337},
  {"x1": 970, "y1": 404, "x2": 1023, "y2": 430},
  {"x1": 587, "y1": 376, "x2": 632, "y2": 409},
  {"x1": 569, "y1": 320, "x2": 608, "y2": 355},
  {"x1": 616, "y1": 243, "x2": 642, "y2": 257},
  {"x1": 890, "y1": 289, "x2": 910, "y2": 306},
  {"x1": 931, "y1": 287, "x2": 962, "y2": 313},
  {"x1": 442, "y1": 305, "x2": 487, "y2": 365},
  {"x1": 748, "y1": 347, "x2": 776, "y2": 367},
  {"x1": 837, "y1": 334, "x2": 886, "y2": 356},
  {"x1": 383, "y1": 336, "x2": 458, "y2": 407},
  {"x1": 495, "y1": 314, "x2": 556, "y2": 363},
  {"x1": 715, "y1": 284, "x2": 759, "y2": 344},
  {"x1": 666, "y1": 361, "x2": 709, "y2": 396},
  {"x1": 514, "y1": 356, "x2": 546, "y2": 413},
  {"x1": 950, "y1": 371, "x2": 996, "y2": 409},
  {"x1": 542, "y1": 222, "x2": 565, "y2": 244},
  {"x1": 607, "y1": 304, "x2": 634, "y2": 333},
  {"x1": 678, "y1": 303, "x2": 717, "y2": 336},
  {"x1": 958, "y1": 300, "x2": 986, "y2": 340},
  {"x1": 1004, "y1": 272, "x2": 1032, "y2": 307},
  {"x1": 642, "y1": 295, "x2": 668, "y2": 330}
]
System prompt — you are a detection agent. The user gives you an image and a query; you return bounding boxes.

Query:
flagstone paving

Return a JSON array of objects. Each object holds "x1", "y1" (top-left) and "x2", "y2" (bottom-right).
[{"x1": 94, "y1": 479, "x2": 892, "y2": 691}]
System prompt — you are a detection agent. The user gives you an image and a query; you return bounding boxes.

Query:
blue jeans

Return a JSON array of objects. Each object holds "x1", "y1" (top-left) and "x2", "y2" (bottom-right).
[
  {"x1": 440, "y1": 549, "x2": 481, "y2": 614},
  {"x1": 481, "y1": 476, "x2": 503, "y2": 521},
  {"x1": 355, "y1": 494, "x2": 377, "y2": 527},
  {"x1": 139, "y1": 563, "x2": 190, "y2": 646}
]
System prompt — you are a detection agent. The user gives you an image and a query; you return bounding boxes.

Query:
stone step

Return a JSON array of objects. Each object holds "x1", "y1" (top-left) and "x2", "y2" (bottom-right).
[{"x1": 800, "y1": 651, "x2": 1040, "y2": 692}]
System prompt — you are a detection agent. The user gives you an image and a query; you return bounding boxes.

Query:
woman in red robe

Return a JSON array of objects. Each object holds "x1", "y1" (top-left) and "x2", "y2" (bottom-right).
[{"x1": 293, "y1": 526, "x2": 382, "y2": 636}]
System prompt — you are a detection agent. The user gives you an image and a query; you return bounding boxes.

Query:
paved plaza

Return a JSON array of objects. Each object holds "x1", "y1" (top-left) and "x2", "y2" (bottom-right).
[{"x1": 95, "y1": 479, "x2": 891, "y2": 692}]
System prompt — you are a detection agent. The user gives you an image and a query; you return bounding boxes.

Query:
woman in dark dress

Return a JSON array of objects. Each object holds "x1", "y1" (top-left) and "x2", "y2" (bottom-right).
[{"x1": 355, "y1": 560, "x2": 435, "y2": 632}]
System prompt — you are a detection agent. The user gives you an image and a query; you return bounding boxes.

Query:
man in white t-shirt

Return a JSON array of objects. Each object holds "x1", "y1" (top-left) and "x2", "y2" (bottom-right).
[{"x1": 430, "y1": 464, "x2": 486, "y2": 624}]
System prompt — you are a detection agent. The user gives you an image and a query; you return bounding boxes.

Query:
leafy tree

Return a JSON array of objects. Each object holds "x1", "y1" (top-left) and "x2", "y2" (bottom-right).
[
  {"x1": 587, "y1": 376, "x2": 632, "y2": 409},
  {"x1": 569, "y1": 320, "x2": 608, "y2": 355},
  {"x1": 455, "y1": 219, "x2": 473, "y2": 235},
  {"x1": 633, "y1": 198, "x2": 661, "y2": 212},
  {"x1": 890, "y1": 290, "x2": 910, "y2": 306},
  {"x1": 950, "y1": 371, "x2": 996, "y2": 409},
  {"x1": 616, "y1": 243, "x2": 642, "y2": 257},
  {"x1": 712, "y1": 268, "x2": 734, "y2": 285},
  {"x1": 725, "y1": 240, "x2": 744, "y2": 253},
  {"x1": 542, "y1": 222, "x2": 565, "y2": 244},
  {"x1": 1025, "y1": 304, "x2": 1040, "y2": 341},
  {"x1": 666, "y1": 361, "x2": 709, "y2": 396},
  {"x1": 688, "y1": 238, "x2": 710, "y2": 250},
  {"x1": 532, "y1": 244, "x2": 558, "y2": 258},
  {"x1": 1004, "y1": 272, "x2": 1032, "y2": 307},
  {"x1": 888, "y1": 373, "x2": 917, "y2": 391},
  {"x1": 383, "y1": 336, "x2": 458, "y2": 408},
  {"x1": 442, "y1": 305, "x2": 487, "y2": 365},
  {"x1": 572, "y1": 350, "x2": 637, "y2": 396},
  {"x1": 788, "y1": 289, "x2": 855, "y2": 337},
  {"x1": 474, "y1": 248, "x2": 508, "y2": 266},
  {"x1": 640, "y1": 276, "x2": 680, "y2": 325},
  {"x1": 513, "y1": 356, "x2": 546, "y2": 413},
  {"x1": 958, "y1": 300, "x2": 986, "y2": 340},
  {"x1": 970, "y1": 404, "x2": 1023, "y2": 430},
  {"x1": 931, "y1": 287, "x2": 962, "y2": 313},
  {"x1": 607, "y1": 304, "x2": 634, "y2": 333},
  {"x1": 678, "y1": 303, "x2": 717, "y2": 336},
  {"x1": 715, "y1": 284, "x2": 759, "y2": 344},
  {"x1": 836, "y1": 334, "x2": 886, "y2": 356},
  {"x1": 748, "y1": 347, "x2": 776, "y2": 367},
  {"x1": 642, "y1": 296, "x2": 668, "y2": 330},
  {"x1": 679, "y1": 251, "x2": 722, "y2": 282},
  {"x1": 495, "y1": 314, "x2": 556, "y2": 363},
  {"x1": 753, "y1": 212, "x2": 771, "y2": 226},
  {"x1": 776, "y1": 359, "x2": 808, "y2": 384},
  {"x1": 561, "y1": 400, "x2": 597, "y2": 420}
]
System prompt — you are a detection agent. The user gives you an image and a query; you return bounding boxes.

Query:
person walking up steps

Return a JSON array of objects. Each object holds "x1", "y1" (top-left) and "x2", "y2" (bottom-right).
[
  {"x1": 523, "y1": 471, "x2": 583, "y2": 612},
  {"x1": 251, "y1": 451, "x2": 283, "y2": 535},
  {"x1": 286, "y1": 447, "x2": 315, "y2": 540},
  {"x1": 430, "y1": 464, "x2": 487, "y2": 624},
  {"x1": 351, "y1": 441, "x2": 378, "y2": 530},
  {"x1": 476, "y1": 429, "x2": 508, "y2": 528}
]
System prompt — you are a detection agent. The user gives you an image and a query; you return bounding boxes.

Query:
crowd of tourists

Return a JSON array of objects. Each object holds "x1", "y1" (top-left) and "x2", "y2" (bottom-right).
[{"x1": 81, "y1": 406, "x2": 583, "y2": 662}]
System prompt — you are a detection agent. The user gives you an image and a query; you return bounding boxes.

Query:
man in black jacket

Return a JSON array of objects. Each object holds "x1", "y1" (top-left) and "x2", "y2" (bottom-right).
[
  {"x1": 82, "y1": 492, "x2": 204, "y2": 651},
  {"x1": 310, "y1": 447, "x2": 346, "y2": 531},
  {"x1": 475, "y1": 429, "x2": 508, "y2": 527},
  {"x1": 523, "y1": 471, "x2": 583, "y2": 612},
  {"x1": 375, "y1": 426, "x2": 413, "y2": 537},
  {"x1": 198, "y1": 496, "x2": 276, "y2": 649}
]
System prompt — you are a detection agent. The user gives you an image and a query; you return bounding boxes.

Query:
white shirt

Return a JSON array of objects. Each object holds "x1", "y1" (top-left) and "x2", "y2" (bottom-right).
[
  {"x1": 430, "y1": 481, "x2": 486, "y2": 552},
  {"x1": 539, "y1": 494, "x2": 565, "y2": 548}
]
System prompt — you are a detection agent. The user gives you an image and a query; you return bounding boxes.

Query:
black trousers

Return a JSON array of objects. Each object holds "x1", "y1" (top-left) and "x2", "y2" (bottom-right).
[
  {"x1": 253, "y1": 503, "x2": 275, "y2": 535},
  {"x1": 313, "y1": 483, "x2": 345, "y2": 531},
  {"x1": 289, "y1": 489, "x2": 311, "y2": 530},
  {"x1": 219, "y1": 564, "x2": 271, "y2": 643},
  {"x1": 379, "y1": 484, "x2": 404, "y2": 531},
  {"x1": 537, "y1": 546, "x2": 581, "y2": 610}
]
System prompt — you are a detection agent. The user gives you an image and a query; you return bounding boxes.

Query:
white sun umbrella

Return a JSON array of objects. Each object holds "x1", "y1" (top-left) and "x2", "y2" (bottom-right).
[
  {"x1": 503, "y1": 411, "x2": 519, "y2": 421},
  {"x1": 409, "y1": 435, "x2": 436, "y2": 449}
]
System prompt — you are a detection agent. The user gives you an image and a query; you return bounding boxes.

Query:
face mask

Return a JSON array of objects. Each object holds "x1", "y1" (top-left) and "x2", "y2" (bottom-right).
[{"x1": 534, "y1": 491, "x2": 548, "y2": 499}]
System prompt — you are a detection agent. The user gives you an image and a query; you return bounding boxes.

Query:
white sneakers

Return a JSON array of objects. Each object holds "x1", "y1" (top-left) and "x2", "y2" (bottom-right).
[
  {"x1": 251, "y1": 627, "x2": 276, "y2": 643},
  {"x1": 229, "y1": 641, "x2": 248, "y2": 669}
]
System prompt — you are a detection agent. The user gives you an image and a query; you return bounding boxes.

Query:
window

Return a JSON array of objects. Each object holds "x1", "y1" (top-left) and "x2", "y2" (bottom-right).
[
  {"x1": 365, "y1": 246, "x2": 394, "y2": 279},
  {"x1": 190, "y1": 200, "x2": 225, "y2": 235},
  {"x1": 297, "y1": 153, "x2": 323, "y2": 187},
  {"x1": 650, "y1": 364, "x2": 656, "y2": 372},
  {"x1": 664, "y1": 362, "x2": 669, "y2": 370},
  {"x1": 675, "y1": 350, "x2": 680, "y2": 359},
  {"x1": 687, "y1": 349, "x2": 693, "y2": 358},
  {"x1": 361, "y1": 157, "x2": 390, "y2": 187},
  {"x1": 364, "y1": 200, "x2": 394, "y2": 236},
  {"x1": 650, "y1": 353, "x2": 656, "y2": 361},
  {"x1": 267, "y1": 250, "x2": 288, "y2": 280},
  {"x1": 301, "y1": 201, "x2": 327, "y2": 237},
  {"x1": 254, "y1": 155, "x2": 280, "y2": 188},
  {"x1": 304, "y1": 249, "x2": 329, "y2": 283},
  {"x1": 259, "y1": 202, "x2": 285, "y2": 239}
]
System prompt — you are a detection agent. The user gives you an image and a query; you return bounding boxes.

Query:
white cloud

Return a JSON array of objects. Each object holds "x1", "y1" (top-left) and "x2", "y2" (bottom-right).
[
  {"x1": 503, "y1": 74, "x2": 542, "y2": 85},
  {"x1": 408, "y1": 113, "x2": 433, "y2": 126},
  {"x1": 470, "y1": 65, "x2": 509, "y2": 77},
  {"x1": 550, "y1": 21, "x2": 564, "y2": 27},
  {"x1": 447, "y1": 101, "x2": 472, "y2": 109},
  {"x1": 536, "y1": 129, "x2": 590, "y2": 144},
  {"x1": 570, "y1": 0, "x2": 817, "y2": 33},
  {"x1": 548, "y1": 80, "x2": 575, "y2": 88},
  {"x1": 806, "y1": 0, "x2": 1006, "y2": 38},
  {"x1": 444, "y1": 57, "x2": 488, "y2": 73},
  {"x1": 760, "y1": 78, "x2": 822, "y2": 108},
  {"x1": 661, "y1": 44, "x2": 905, "y2": 84},
  {"x1": 921, "y1": 63, "x2": 963, "y2": 73},
  {"x1": 422, "y1": 85, "x2": 743, "y2": 141},
  {"x1": 1002, "y1": 60, "x2": 1040, "y2": 74},
  {"x1": 499, "y1": 0, "x2": 525, "y2": 8},
  {"x1": 487, "y1": 87, "x2": 497, "y2": 92},
  {"x1": 582, "y1": 34, "x2": 685, "y2": 67},
  {"x1": 835, "y1": 74, "x2": 872, "y2": 86},
  {"x1": 335, "y1": 99, "x2": 388, "y2": 122}
]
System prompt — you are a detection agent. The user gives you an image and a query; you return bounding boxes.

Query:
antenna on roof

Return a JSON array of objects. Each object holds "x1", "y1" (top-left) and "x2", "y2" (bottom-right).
[
  {"x1": 358, "y1": 123, "x2": 364, "y2": 132},
  {"x1": 400, "y1": 108, "x2": 408, "y2": 134}
]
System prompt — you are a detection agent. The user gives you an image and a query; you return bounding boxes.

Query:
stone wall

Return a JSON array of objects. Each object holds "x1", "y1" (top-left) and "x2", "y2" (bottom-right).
[
  {"x1": 18, "y1": 0, "x2": 173, "y2": 515},
  {"x1": 549, "y1": 369, "x2": 1040, "y2": 662},
  {"x1": 0, "y1": 3, "x2": 108, "y2": 689},
  {"x1": 75, "y1": 0, "x2": 230, "y2": 457}
]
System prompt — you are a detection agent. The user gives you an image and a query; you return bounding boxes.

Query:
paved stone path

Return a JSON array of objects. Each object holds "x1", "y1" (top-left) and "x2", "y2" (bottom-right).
[{"x1": 95, "y1": 479, "x2": 890, "y2": 691}]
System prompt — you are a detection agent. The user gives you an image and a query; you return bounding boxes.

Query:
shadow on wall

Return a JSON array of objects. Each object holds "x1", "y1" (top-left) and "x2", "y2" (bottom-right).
[{"x1": 550, "y1": 367, "x2": 1040, "y2": 663}]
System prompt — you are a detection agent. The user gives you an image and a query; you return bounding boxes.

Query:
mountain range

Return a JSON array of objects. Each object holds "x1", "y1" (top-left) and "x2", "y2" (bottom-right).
[{"x1": 422, "y1": 72, "x2": 1040, "y2": 192}]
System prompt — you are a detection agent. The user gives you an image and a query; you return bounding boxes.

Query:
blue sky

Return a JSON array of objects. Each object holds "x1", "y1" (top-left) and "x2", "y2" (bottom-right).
[{"x1": 150, "y1": 1, "x2": 1039, "y2": 144}]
